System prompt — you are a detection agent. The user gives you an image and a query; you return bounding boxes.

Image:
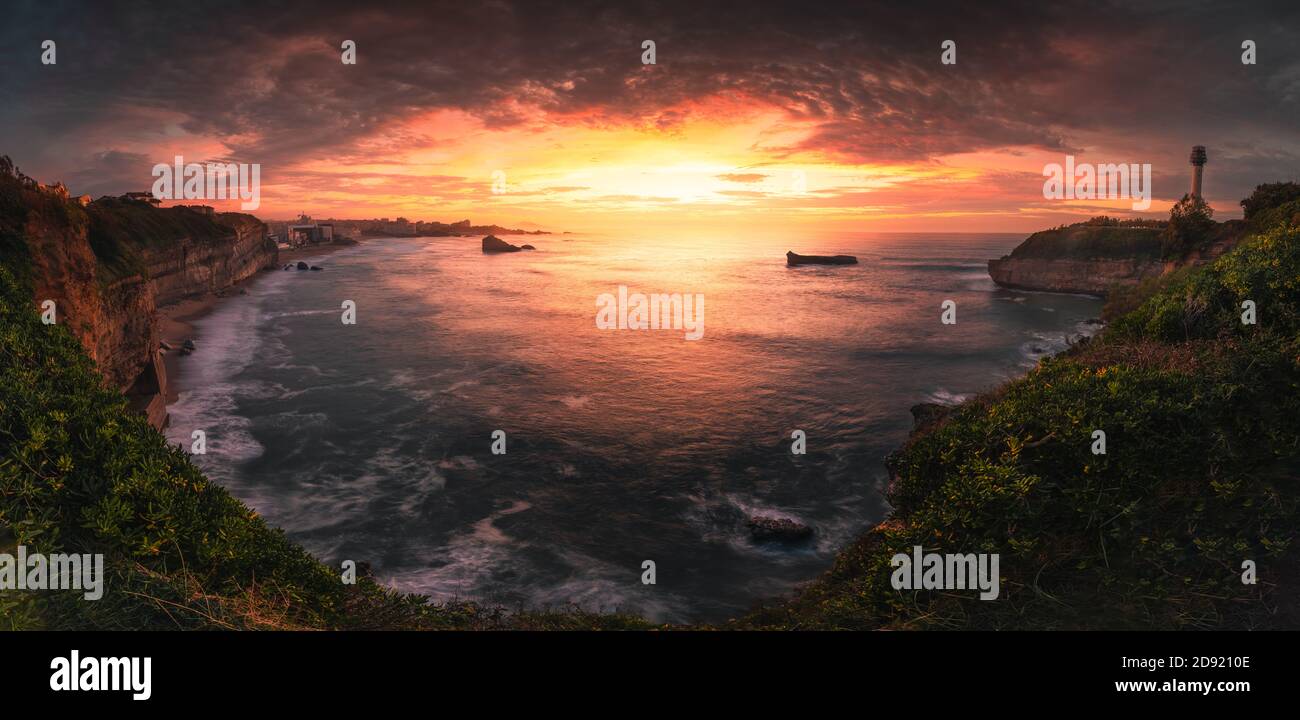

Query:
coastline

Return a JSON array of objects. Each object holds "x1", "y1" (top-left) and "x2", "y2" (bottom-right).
[{"x1": 158, "y1": 238, "x2": 364, "y2": 405}]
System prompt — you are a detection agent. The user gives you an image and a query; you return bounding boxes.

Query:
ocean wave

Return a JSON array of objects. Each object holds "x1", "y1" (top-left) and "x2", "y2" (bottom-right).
[
  {"x1": 878, "y1": 261, "x2": 989, "y2": 272},
  {"x1": 682, "y1": 491, "x2": 816, "y2": 558},
  {"x1": 924, "y1": 388, "x2": 972, "y2": 406},
  {"x1": 437, "y1": 455, "x2": 480, "y2": 471},
  {"x1": 263, "y1": 308, "x2": 338, "y2": 320},
  {"x1": 381, "y1": 501, "x2": 532, "y2": 599},
  {"x1": 528, "y1": 547, "x2": 691, "y2": 623},
  {"x1": 166, "y1": 382, "x2": 265, "y2": 473},
  {"x1": 558, "y1": 394, "x2": 592, "y2": 410}
]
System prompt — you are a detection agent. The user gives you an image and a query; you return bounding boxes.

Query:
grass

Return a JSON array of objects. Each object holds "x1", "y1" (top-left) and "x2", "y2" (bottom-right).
[
  {"x1": 0, "y1": 157, "x2": 262, "y2": 288},
  {"x1": 84, "y1": 199, "x2": 247, "y2": 285},
  {"x1": 1005, "y1": 223, "x2": 1164, "y2": 261}
]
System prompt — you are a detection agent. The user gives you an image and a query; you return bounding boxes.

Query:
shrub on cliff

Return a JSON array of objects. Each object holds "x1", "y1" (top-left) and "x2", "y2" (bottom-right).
[
  {"x1": 85, "y1": 198, "x2": 244, "y2": 285},
  {"x1": 1245, "y1": 198, "x2": 1300, "y2": 235},
  {"x1": 1241, "y1": 181, "x2": 1300, "y2": 223},
  {"x1": 1008, "y1": 224, "x2": 1164, "y2": 261},
  {"x1": 0, "y1": 261, "x2": 348, "y2": 628},
  {"x1": 0, "y1": 155, "x2": 253, "y2": 288},
  {"x1": 1113, "y1": 222, "x2": 1300, "y2": 342},
  {"x1": 1160, "y1": 193, "x2": 1216, "y2": 259},
  {"x1": 0, "y1": 156, "x2": 90, "y2": 290},
  {"x1": 1076, "y1": 215, "x2": 1165, "y2": 229}
]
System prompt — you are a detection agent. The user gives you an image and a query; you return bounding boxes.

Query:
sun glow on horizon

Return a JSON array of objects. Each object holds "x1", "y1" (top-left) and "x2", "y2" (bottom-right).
[{"x1": 139, "y1": 96, "x2": 1195, "y2": 234}]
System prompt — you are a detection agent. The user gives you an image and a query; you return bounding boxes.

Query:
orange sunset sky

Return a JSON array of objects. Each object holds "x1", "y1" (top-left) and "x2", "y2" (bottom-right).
[{"x1": 4, "y1": 2, "x2": 1298, "y2": 233}]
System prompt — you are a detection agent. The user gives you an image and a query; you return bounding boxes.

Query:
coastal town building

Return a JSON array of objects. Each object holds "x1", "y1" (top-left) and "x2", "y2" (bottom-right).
[
  {"x1": 284, "y1": 213, "x2": 334, "y2": 247},
  {"x1": 121, "y1": 191, "x2": 162, "y2": 206}
]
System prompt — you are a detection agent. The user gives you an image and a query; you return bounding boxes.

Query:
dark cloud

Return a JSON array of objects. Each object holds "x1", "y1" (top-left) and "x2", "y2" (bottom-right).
[
  {"x1": 57, "y1": 149, "x2": 153, "y2": 197},
  {"x1": 2, "y1": 0, "x2": 1298, "y2": 204}
]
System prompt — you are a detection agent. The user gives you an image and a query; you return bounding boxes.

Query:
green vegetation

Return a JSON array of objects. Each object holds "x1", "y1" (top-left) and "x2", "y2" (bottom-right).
[
  {"x1": 1008, "y1": 222, "x2": 1164, "y2": 262},
  {"x1": 1241, "y1": 182, "x2": 1300, "y2": 225},
  {"x1": 0, "y1": 155, "x2": 253, "y2": 287},
  {"x1": 1245, "y1": 198, "x2": 1300, "y2": 236},
  {"x1": 85, "y1": 198, "x2": 236, "y2": 284},
  {"x1": 1161, "y1": 193, "x2": 1216, "y2": 259},
  {"x1": 1053, "y1": 215, "x2": 1166, "y2": 229},
  {"x1": 0, "y1": 157, "x2": 89, "y2": 291}
]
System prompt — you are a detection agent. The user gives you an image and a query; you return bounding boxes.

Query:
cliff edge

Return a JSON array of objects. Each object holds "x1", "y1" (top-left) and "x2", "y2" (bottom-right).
[
  {"x1": 0, "y1": 158, "x2": 277, "y2": 429},
  {"x1": 988, "y1": 219, "x2": 1245, "y2": 296}
]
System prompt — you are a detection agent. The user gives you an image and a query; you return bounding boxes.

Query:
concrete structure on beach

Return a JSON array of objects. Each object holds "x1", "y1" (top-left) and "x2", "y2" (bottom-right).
[{"x1": 284, "y1": 213, "x2": 334, "y2": 247}]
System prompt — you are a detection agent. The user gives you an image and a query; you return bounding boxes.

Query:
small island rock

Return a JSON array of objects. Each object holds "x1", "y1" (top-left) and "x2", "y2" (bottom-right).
[
  {"x1": 482, "y1": 235, "x2": 523, "y2": 253},
  {"x1": 747, "y1": 515, "x2": 814, "y2": 542},
  {"x1": 786, "y1": 251, "x2": 858, "y2": 266}
]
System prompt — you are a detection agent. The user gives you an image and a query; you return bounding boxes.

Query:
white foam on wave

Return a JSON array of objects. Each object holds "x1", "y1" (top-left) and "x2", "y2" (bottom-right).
[
  {"x1": 1017, "y1": 318, "x2": 1105, "y2": 367},
  {"x1": 437, "y1": 455, "x2": 480, "y2": 471},
  {"x1": 385, "y1": 367, "x2": 481, "y2": 402},
  {"x1": 529, "y1": 547, "x2": 690, "y2": 623},
  {"x1": 167, "y1": 382, "x2": 264, "y2": 466},
  {"x1": 166, "y1": 288, "x2": 270, "y2": 478},
  {"x1": 382, "y1": 500, "x2": 531, "y2": 599},
  {"x1": 684, "y1": 491, "x2": 809, "y2": 556},
  {"x1": 924, "y1": 388, "x2": 972, "y2": 405},
  {"x1": 263, "y1": 309, "x2": 337, "y2": 319}
]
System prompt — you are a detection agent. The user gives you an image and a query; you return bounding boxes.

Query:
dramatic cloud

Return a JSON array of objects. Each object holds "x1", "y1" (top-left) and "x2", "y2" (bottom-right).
[{"x1": 2, "y1": 0, "x2": 1298, "y2": 229}]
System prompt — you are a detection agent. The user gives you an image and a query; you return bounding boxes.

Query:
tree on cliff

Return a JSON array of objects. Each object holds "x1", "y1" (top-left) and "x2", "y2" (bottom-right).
[
  {"x1": 1161, "y1": 193, "x2": 1215, "y2": 258},
  {"x1": 1241, "y1": 181, "x2": 1300, "y2": 221}
]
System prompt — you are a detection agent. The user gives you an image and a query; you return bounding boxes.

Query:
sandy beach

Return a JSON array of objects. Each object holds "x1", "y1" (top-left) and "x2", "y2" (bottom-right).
[{"x1": 157, "y1": 238, "x2": 363, "y2": 404}]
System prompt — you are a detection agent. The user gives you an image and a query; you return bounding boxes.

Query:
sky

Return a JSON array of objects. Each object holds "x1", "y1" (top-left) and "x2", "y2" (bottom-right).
[{"x1": 2, "y1": 0, "x2": 1299, "y2": 233}]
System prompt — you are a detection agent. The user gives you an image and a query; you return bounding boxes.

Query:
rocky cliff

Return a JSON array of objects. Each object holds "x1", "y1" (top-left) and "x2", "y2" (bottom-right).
[
  {"x1": 987, "y1": 255, "x2": 1170, "y2": 295},
  {"x1": 144, "y1": 212, "x2": 272, "y2": 306},
  {"x1": 0, "y1": 166, "x2": 277, "y2": 429},
  {"x1": 988, "y1": 221, "x2": 1245, "y2": 296},
  {"x1": 987, "y1": 224, "x2": 1166, "y2": 295}
]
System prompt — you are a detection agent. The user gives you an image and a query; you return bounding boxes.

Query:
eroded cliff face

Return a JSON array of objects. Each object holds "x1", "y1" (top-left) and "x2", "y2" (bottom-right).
[
  {"x1": 5, "y1": 187, "x2": 276, "y2": 429},
  {"x1": 146, "y1": 213, "x2": 274, "y2": 306},
  {"x1": 987, "y1": 222, "x2": 1244, "y2": 296},
  {"x1": 987, "y1": 256, "x2": 1167, "y2": 295}
]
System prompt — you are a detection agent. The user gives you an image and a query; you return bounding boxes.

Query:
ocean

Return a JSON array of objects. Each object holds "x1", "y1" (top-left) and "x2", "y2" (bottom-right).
[{"x1": 164, "y1": 231, "x2": 1102, "y2": 623}]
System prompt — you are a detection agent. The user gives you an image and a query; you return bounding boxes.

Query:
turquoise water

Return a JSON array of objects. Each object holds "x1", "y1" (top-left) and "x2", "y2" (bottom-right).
[{"x1": 165, "y1": 231, "x2": 1102, "y2": 622}]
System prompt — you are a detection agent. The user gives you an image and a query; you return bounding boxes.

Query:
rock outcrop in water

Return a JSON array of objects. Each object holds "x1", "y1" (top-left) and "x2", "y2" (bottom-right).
[
  {"x1": 908, "y1": 402, "x2": 953, "y2": 434},
  {"x1": 987, "y1": 220, "x2": 1244, "y2": 296},
  {"x1": 482, "y1": 235, "x2": 524, "y2": 253},
  {"x1": 748, "y1": 515, "x2": 815, "y2": 542},
  {"x1": 786, "y1": 250, "x2": 858, "y2": 266},
  {"x1": 0, "y1": 163, "x2": 277, "y2": 429}
]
